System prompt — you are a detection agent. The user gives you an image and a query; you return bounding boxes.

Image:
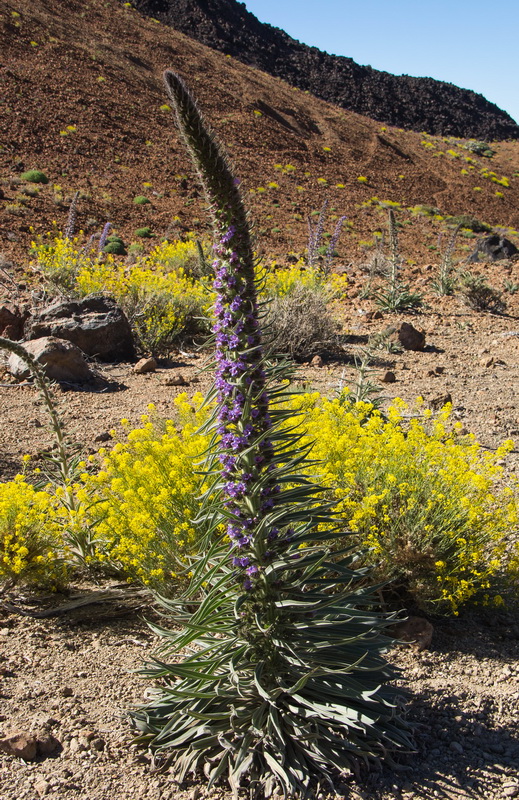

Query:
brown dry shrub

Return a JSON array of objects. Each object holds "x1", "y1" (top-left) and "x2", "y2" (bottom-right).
[{"x1": 264, "y1": 284, "x2": 340, "y2": 360}]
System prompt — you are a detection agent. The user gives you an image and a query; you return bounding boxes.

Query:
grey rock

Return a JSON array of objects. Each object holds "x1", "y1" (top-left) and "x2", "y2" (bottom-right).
[
  {"x1": 36, "y1": 733, "x2": 61, "y2": 756},
  {"x1": 34, "y1": 778, "x2": 50, "y2": 797},
  {"x1": 90, "y1": 737, "x2": 105, "y2": 751},
  {"x1": 430, "y1": 392, "x2": 453, "y2": 411},
  {"x1": 27, "y1": 296, "x2": 134, "y2": 361},
  {"x1": 7, "y1": 337, "x2": 94, "y2": 383},
  {"x1": 390, "y1": 616, "x2": 434, "y2": 651},
  {"x1": 162, "y1": 373, "x2": 188, "y2": 387}
]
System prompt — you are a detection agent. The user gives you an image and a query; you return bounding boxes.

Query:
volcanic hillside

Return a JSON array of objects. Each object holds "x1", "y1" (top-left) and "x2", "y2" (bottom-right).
[
  {"x1": 133, "y1": 0, "x2": 519, "y2": 140},
  {"x1": 1, "y1": 0, "x2": 519, "y2": 270}
]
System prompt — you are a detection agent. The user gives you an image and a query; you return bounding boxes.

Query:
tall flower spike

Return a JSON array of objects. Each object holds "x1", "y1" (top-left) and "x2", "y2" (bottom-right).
[
  {"x1": 164, "y1": 70, "x2": 273, "y2": 585},
  {"x1": 131, "y1": 72, "x2": 413, "y2": 799}
]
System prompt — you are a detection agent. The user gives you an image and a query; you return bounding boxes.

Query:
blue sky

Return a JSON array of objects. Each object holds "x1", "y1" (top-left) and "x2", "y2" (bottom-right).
[{"x1": 243, "y1": 0, "x2": 519, "y2": 125}]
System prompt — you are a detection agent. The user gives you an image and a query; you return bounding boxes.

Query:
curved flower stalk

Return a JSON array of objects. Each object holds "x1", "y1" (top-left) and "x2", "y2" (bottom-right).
[{"x1": 130, "y1": 72, "x2": 413, "y2": 798}]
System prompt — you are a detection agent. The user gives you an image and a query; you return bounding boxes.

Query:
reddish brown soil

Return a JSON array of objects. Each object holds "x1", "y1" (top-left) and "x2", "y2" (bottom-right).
[{"x1": 1, "y1": 0, "x2": 519, "y2": 270}]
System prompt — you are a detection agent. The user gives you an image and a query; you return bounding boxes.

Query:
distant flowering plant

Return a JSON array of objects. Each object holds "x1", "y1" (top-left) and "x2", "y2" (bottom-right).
[{"x1": 130, "y1": 71, "x2": 413, "y2": 798}]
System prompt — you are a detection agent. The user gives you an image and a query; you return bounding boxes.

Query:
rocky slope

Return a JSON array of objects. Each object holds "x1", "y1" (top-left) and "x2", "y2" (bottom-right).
[
  {"x1": 132, "y1": 0, "x2": 519, "y2": 139},
  {"x1": 1, "y1": 0, "x2": 519, "y2": 271}
]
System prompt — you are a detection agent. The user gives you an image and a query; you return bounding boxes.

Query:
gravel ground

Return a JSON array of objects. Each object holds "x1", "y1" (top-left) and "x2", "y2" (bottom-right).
[{"x1": 1, "y1": 585, "x2": 518, "y2": 800}]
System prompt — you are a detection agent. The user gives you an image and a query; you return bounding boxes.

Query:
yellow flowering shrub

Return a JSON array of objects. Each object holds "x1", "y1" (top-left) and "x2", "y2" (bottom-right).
[
  {"x1": 30, "y1": 232, "x2": 98, "y2": 290},
  {"x1": 259, "y1": 260, "x2": 348, "y2": 300},
  {"x1": 0, "y1": 476, "x2": 65, "y2": 588},
  {"x1": 78, "y1": 394, "x2": 517, "y2": 610},
  {"x1": 82, "y1": 396, "x2": 213, "y2": 588},
  {"x1": 290, "y1": 394, "x2": 518, "y2": 613},
  {"x1": 2, "y1": 393, "x2": 517, "y2": 611},
  {"x1": 31, "y1": 235, "x2": 213, "y2": 354},
  {"x1": 75, "y1": 260, "x2": 211, "y2": 354},
  {"x1": 31, "y1": 234, "x2": 348, "y2": 355}
]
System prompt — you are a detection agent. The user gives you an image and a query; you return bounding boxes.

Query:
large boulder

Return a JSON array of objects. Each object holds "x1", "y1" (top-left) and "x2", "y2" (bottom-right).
[
  {"x1": 27, "y1": 296, "x2": 134, "y2": 361},
  {"x1": 7, "y1": 336, "x2": 94, "y2": 383},
  {"x1": 468, "y1": 235, "x2": 518, "y2": 263}
]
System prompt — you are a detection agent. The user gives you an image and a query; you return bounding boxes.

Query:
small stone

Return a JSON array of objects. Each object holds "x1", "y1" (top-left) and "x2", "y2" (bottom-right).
[
  {"x1": 0, "y1": 731, "x2": 38, "y2": 760},
  {"x1": 36, "y1": 734, "x2": 61, "y2": 756},
  {"x1": 372, "y1": 310, "x2": 384, "y2": 320},
  {"x1": 68, "y1": 737, "x2": 80, "y2": 754},
  {"x1": 434, "y1": 365, "x2": 445, "y2": 375},
  {"x1": 162, "y1": 373, "x2": 188, "y2": 386},
  {"x1": 90, "y1": 737, "x2": 105, "y2": 752},
  {"x1": 503, "y1": 783, "x2": 519, "y2": 797},
  {"x1": 381, "y1": 370, "x2": 396, "y2": 383},
  {"x1": 311, "y1": 355, "x2": 323, "y2": 368},
  {"x1": 450, "y1": 741, "x2": 464, "y2": 754},
  {"x1": 61, "y1": 687, "x2": 74, "y2": 697},
  {"x1": 34, "y1": 778, "x2": 50, "y2": 797},
  {"x1": 94, "y1": 431, "x2": 111, "y2": 443},
  {"x1": 133, "y1": 357, "x2": 157, "y2": 374},
  {"x1": 480, "y1": 357, "x2": 494, "y2": 368}
]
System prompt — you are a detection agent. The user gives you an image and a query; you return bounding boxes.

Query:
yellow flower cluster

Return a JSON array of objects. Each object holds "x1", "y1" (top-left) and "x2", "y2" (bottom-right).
[
  {"x1": 259, "y1": 260, "x2": 348, "y2": 300},
  {"x1": 30, "y1": 231, "x2": 96, "y2": 290},
  {"x1": 75, "y1": 260, "x2": 210, "y2": 354},
  {"x1": 31, "y1": 235, "x2": 213, "y2": 354},
  {"x1": 289, "y1": 394, "x2": 518, "y2": 613},
  {"x1": 0, "y1": 476, "x2": 65, "y2": 587},
  {"x1": 1, "y1": 394, "x2": 517, "y2": 611},
  {"x1": 82, "y1": 395, "x2": 212, "y2": 588}
]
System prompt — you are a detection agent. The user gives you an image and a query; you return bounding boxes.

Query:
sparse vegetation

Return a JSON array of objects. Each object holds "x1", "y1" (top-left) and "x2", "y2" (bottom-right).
[
  {"x1": 371, "y1": 210, "x2": 423, "y2": 311},
  {"x1": 458, "y1": 271, "x2": 506, "y2": 313},
  {"x1": 20, "y1": 169, "x2": 49, "y2": 184}
]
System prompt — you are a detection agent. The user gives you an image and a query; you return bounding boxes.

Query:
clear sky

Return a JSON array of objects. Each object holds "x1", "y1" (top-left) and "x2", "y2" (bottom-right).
[{"x1": 243, "y1": 0, "x2": 519, "y2": 125}]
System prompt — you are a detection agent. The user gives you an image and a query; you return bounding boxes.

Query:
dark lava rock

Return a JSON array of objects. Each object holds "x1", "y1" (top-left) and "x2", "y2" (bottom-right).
[
  {"x1": 468, "y1": 235, "x2": 519, "y2": 263},
  {"x1": 133, "y1": 0, "x2": 519, "y2": 139},
  {"x1": 397, "y1": 322, "x2": 426, "y2": 351},
  {"x1": 27, "y1": 296, "x2": 134, "y2": 362},
  {"x1": 0, "y1": 303, "x2": 28, "y2": 340}
]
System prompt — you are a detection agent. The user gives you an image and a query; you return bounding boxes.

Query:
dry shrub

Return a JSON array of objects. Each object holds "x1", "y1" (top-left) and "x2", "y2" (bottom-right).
[{"x1": 265, "y1": 284, "x2": 339, "y2": 360}]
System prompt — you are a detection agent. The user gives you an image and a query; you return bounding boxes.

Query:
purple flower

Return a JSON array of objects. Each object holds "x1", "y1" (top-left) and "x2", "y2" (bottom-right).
[
  {"x1": 220, "y1": 225, "x2": 236, "y2": 244},
  {"x1": 232, "y1": 556, "x2": 250, "y2": 568},
  {"x1": 246, "y1": 564, "x2": 258, "y2": 576}
]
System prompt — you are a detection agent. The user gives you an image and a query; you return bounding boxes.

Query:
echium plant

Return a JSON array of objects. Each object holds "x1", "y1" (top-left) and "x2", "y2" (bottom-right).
[{"x1": 130, "y1": 71, "x2": 413, "y2": 798}]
